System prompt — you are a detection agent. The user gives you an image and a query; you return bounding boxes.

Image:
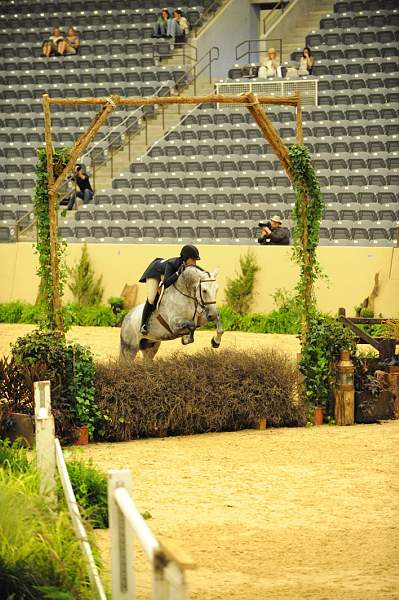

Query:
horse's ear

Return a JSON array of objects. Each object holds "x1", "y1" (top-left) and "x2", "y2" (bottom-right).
[{"x1": 212, "y1": 267, "x2": 220, "y2": 278}]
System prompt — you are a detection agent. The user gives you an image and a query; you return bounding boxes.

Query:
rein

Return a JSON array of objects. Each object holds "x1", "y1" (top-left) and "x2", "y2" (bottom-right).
[{"x1": 173, "y1": 277, "x2": 216, "y2": 322}]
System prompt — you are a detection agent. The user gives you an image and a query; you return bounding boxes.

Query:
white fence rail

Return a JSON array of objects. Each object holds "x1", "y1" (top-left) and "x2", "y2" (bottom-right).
[
  {"x1": 34, "y1": 380, "x2": 107, "y2": 600},
  {"x1": 34, "y1": 380, "x2": 195, "y2": 600},
  {"x1": 215, "y1": 77, "x2": 318, "y2": 106},
  {"x1": 108, "y1": 469, "x2": 196, "y2": 600}
]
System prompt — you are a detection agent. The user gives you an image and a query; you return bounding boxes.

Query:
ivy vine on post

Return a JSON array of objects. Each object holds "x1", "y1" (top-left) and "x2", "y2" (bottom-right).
[
  {"x1": 33, "y1": 147, "x2": 70, "y2": 331},
  {"x1": 289, "y1": 144, "x2": 324, "y2": 343}
]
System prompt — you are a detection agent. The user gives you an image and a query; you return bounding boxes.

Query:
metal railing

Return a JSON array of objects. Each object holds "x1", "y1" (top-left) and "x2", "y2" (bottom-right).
[
  {"x1": 175, "y1": 46, "x2": 219, "y2": 95},
  {"x1": 236, "y1": 38, "x2": 283, "y2": 66}
]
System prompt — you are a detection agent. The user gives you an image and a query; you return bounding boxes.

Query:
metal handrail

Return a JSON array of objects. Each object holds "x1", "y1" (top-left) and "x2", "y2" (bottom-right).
[
  {"x1": 262, "y1": 0, "x2": 289, "y2": 35},
  {"x1": 235, "y1": 38, "x2": 283, "y2": 65},
  {"x1": 175, "y1": 46, "x2": 219, "y2": 95},
  {"x1": 152, "y1": 40, "x2": 198, "y2": 65},
  {"x1": 143, "y1": 101, "x2": 202, "y2": 160}
]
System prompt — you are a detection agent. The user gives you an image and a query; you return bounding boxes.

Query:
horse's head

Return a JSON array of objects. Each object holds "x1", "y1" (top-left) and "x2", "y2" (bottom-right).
[{"x1": 181, "y1": 266, "x2": 220, "y2": 322}]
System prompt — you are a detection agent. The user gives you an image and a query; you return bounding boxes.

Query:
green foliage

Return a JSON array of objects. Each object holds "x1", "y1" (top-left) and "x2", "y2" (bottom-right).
[
  {"x1": 66, "y1": 343, "x2": 99, "y2": 434},
  {"x1": 64, "y1": 303, "x2": 126, "y2": 327},
  {"x1": 0, "y1": 301, "x2": 126, "y2": 327},
  {"x1": 62, "y1": 458, "x2": 108, "y2": 528},
  {"x1": 10, "y1": 330, "x2": 100, "y2": 441},
  {"x1": 299, "y1": 313, "x2": 356, "y2": 407},
  {"x1": 225, "y1": 251, "x2": 260, "y2": 315},
  {"x1": 289, "y1": 144, "x2": 325, "y2": 324},
  {"x1": 0, "y1": 466, "x2": 97, "y2": 599},
  {"x1": 0, "y1": 438, "x2": 31, "y2": 473},
  {"x1": 34, "y1": 147, "x2": 71, "y2": 331},
  {"x1": 68, "y1": 244, "x2": 104, "y2": 306},
  {"x1": 360, "y1": 307, "x2": 374, "y2": 318}
]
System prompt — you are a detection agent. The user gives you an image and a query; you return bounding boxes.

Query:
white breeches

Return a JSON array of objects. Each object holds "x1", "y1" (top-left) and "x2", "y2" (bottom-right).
[{"x1": 146, "y1": 277, "x2": 160, "y2": 304}]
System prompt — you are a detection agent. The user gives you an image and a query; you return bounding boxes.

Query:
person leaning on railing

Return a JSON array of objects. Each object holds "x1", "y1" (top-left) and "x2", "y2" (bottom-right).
[{"x1": 257, "y1": 216, "x2": 290, "y2": 245}]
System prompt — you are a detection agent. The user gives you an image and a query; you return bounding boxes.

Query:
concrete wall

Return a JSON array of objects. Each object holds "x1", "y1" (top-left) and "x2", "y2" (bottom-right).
[
  {"x1": 196, "y1": 0, "x2": 259, "y2": 80},
  {"x1": 1, "y1": 243, "x2": 398, "y2": 317}
]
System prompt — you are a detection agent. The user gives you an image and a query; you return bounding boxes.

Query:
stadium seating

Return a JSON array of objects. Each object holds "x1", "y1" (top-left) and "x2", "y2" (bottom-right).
[{"x1": 0, "y1": 0, "x2": 398, "y2": 245}]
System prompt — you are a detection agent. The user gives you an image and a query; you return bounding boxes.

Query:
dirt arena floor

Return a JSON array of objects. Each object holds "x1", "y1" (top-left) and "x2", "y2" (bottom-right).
[
  {"x1": 1, "y1": 324, "x2": 397, "y2": 599},
  {"x1": 0, "y1": 323, "x2": 301, "y2": 361}
]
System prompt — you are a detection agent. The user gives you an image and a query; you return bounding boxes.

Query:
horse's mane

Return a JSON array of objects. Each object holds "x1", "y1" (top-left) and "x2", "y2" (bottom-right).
[{"x1": 180, "y1": 265, "x2": 211, "y2": 288}]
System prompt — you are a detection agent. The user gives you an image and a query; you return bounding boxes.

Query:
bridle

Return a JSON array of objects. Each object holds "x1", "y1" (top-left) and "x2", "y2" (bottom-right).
[{"x1": 173, "y1": 275, "x2": 217, "y2": 321}]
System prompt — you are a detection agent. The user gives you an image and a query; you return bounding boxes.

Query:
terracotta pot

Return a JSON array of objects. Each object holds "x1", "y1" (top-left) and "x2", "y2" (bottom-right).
[
  {"x1": 256, "y1": 417, "x2": 267, "y2": 430},
  {"x1": 74, "y1": 425, "x2": 89, "y2": 446},
  {"x1": 313, "y1": 406, "x2": 325, "y2": 426}
]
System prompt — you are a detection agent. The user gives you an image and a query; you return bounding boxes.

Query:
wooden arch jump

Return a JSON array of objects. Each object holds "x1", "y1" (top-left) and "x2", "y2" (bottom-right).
[{"x1": 42, "y1": 91, "x2": 305, "y2": 330}]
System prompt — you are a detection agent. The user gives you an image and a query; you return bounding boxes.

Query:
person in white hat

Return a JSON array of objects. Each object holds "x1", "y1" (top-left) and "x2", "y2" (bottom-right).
[{"x1": 257, "y1": 215, "x2": 290, "y2": 245}]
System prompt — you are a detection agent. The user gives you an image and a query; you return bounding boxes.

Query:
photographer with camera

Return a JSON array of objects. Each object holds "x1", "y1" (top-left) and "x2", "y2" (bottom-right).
[
  {"x1": 62, "y1": 164, "x2": 94, "y2": 211},
  {"x1": 257, "y1": 215, "x2": 290, "y2": 245}
]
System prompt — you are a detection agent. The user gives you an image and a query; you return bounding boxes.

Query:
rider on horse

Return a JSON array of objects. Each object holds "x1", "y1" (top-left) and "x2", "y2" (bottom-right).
[{"x1": 139, "y1": 244, "x2": 201, "y2": 335}]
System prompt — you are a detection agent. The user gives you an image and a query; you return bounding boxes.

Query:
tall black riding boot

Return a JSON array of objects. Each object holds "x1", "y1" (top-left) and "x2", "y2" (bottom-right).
[{"x1": 140, "y1": 300, "x2": 155, "y2": 335}]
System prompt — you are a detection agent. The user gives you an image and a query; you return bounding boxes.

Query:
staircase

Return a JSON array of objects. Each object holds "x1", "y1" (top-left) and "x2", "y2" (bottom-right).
[
  {"x1": 91, "y1": 79, "x2": 215, "y2": 193},
  {"x1": 266, "y1": 0, "x2": 335, "y2": 62}
]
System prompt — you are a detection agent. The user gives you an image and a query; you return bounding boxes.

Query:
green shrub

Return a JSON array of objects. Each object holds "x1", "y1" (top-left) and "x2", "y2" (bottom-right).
[
  {"x1": 68, "y1": 244, "x2": 104, "y2": 306},
  {"x1": 0, "y1": 301, "x2": 126, "y2": 327},
  {"x1": 0, "y1": 467, "x2": 98, "y2": 599},
  {"x1": 300, "y1": 313, "x2": 356, "y2": 407},
  {"x1": 0, "y1": 301, "x2": 41, "y2": 324},
  {"x1": 62, "y1": 458, "x2": 108, "y2": 528},
  {"x1": 0, "y1": 438, "x2": 31, "y2": 474},
  {"x1": 225, "y1": 251, "x2": 259, "y2": 315},
  {"x1": 8, "y1": 330, "x2": 100, "y2": 443}
]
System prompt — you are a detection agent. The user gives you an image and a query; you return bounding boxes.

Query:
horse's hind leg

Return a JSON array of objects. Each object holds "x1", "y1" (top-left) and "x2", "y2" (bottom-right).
[{"x1": 141, "y1": 342, "x2": 161, "y2": 364}]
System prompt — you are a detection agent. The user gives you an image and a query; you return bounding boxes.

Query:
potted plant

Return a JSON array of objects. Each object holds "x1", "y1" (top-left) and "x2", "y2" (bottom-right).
[
  {"x1": 108, "y1": 296, "x2": 124, "y2": 315},
  {"x1": 313, "y1": 404, "x2": 325, "y2": 426}
]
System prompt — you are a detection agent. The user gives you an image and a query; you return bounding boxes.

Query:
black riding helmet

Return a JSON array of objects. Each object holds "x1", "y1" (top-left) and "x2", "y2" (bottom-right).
[{"x1": 180, "y1": 244, "x2": 201, "y2": 261}]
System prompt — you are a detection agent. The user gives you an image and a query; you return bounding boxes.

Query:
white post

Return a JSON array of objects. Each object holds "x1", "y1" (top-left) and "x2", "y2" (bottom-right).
[
  {"x1": 34, "y1": 380, "x2": 56, "y2": 500},
  {"x1": 108, "y1": 470, "x2": 136, "y2": 600}
]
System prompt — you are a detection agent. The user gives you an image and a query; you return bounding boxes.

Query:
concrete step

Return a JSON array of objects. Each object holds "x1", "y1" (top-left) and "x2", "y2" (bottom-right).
[{"x1": 92, "y1": 79, "x2": 215, "y2": 191}]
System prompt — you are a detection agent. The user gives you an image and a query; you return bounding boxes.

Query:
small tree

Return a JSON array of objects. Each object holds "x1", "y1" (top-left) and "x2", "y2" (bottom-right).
[
  {"x1": 68, "y1": 244, "x2": 103, "y2": 306},
  {"x1": 225, "y1": 252, "x2": 259, "y2": 315}
]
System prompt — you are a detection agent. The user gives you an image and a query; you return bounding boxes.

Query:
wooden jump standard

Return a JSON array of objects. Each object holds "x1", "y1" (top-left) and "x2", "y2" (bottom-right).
[{"x1": 42, "y1": 91, "x2": 304, "y2": 330}]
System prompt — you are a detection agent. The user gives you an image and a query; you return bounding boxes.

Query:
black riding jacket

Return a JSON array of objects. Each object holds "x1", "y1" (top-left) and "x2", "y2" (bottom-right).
[
  {"x1": 139, "y1": 257, "x2": 183, "y2": 288},
  {"x1": 258, "y1": 224, "x2": 290, "y2": 245}
]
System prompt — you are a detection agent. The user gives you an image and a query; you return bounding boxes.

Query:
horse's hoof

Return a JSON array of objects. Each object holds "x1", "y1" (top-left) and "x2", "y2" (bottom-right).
[{"x1": 211, "y1": 338, "x2": 220, "y2": 349}]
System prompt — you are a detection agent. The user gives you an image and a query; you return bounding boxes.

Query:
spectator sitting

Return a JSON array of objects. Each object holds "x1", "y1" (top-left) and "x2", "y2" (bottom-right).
[
  {"x1": 60, "y1": 164, "x2": 93, "y2": 211},
  {"x1": 298, "y1": 47, "x2": 313, "y2": 75},
  {"x1": 258, "y1": 48, "x2": 280, "y2": 78},
  {"x1": 58, "y1": 27, "x2": 80, "y2": 55},
  {"x1": 257, "y1": 216, "x2": 290, "y2": 245},
  {"x1": 152, "y1": 9, "x2": 171, "y2": 37},
  {"x1": 41, "y1": 27, "x2": 64, "y2": 57},
  {"x1": 168, "y1": 9, "x2": 189, "y2": 43}
]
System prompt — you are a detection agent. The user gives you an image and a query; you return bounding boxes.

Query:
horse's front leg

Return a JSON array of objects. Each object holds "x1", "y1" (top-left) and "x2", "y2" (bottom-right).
[
  {"x1": 173, "y1": 319, "x2": 196, "y2": 345},
  {"x1": 211, "y1": 315, "x2": 224, "y2": 349}
]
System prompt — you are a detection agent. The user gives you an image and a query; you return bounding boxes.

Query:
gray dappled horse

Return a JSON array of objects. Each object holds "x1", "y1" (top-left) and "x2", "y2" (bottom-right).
[{"x1": 120, "y1": 265, "x2": 224, "y2": 362}]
